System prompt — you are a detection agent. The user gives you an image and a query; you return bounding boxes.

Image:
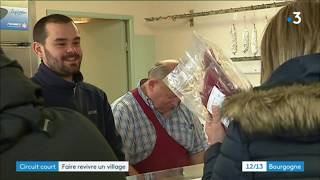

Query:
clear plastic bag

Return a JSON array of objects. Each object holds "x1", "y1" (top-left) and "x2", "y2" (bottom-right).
[{"x1": 163, "y1": 32, "x2": 252, "y2": 123}]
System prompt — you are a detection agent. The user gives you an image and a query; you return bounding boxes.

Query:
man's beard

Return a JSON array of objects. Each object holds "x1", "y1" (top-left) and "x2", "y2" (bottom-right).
[{"x1": 44, "y1": 48, "x2": 82, "y2": 78}]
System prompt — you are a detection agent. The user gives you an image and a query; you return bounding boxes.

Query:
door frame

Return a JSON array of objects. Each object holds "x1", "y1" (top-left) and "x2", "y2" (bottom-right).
[{"x1": 46, "y1": 9, "x2": 134, "y2": 89}]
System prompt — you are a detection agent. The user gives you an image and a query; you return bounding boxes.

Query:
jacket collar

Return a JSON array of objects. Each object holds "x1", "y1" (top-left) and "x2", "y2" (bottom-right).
[
  {"x1": 34, "y1": 63, "x2": 83, "y2": 88},
  {"x1": 259, "y1": 53, "x2": 320, "y2": 89},
  {"x1": 222, "y1": 54, "x2": 320, "y2": 136}
]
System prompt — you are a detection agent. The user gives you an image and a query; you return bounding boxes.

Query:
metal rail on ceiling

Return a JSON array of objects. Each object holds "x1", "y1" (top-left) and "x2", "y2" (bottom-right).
[{"x1": 144, "y1": 1, "x2": 290, "y2": 27}]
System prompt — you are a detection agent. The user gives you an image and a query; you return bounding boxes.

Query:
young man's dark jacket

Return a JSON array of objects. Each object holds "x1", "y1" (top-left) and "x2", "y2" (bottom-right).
[
  {"x1": 0, "y1": 53, "x2": 125, "y2": 180},
  {"x1": 203, "y1": 53, "x2": 320, "y2": 180},
  {"x1": 31, "y1": 63, "x2": 124, "y2": 160}
]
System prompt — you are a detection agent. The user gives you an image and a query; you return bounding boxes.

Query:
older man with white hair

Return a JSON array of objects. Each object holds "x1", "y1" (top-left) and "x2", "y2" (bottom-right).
[{"x1": 112, "y1": 59, "x2": 208, "y2": 174}]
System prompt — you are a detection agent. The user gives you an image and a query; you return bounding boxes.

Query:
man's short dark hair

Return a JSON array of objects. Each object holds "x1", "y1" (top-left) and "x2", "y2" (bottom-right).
[{"x1": 33, "y1": 14, "x2": 74, "y2": 45}]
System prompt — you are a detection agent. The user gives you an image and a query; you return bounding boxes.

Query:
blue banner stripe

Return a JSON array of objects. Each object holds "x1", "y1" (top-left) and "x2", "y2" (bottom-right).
[
  {"x1": 16, "y1": 161, "x2": 59, "y2": 172},
  {"x1": 267, "y1": 161, "x2": 304, "y2": 172}
]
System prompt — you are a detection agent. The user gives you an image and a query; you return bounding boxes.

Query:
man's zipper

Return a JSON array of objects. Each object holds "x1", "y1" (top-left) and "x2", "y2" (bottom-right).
[{"x1": 73, "y1": 83, "x2": 77, "y2": 96}]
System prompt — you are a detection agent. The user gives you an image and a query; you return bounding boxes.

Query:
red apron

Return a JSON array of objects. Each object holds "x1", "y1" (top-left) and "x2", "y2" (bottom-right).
[{"x1": 131, "y1": 88, "x2": 191, "y2": 173}]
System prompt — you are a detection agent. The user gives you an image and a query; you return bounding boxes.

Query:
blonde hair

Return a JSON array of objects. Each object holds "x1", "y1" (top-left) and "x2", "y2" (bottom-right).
[
  {"x1": 260, "y1": 0, "x2": 320, "y2": 83},
  {"x1": 148, "y1": 59, "x2": 179, "y2": 80}
]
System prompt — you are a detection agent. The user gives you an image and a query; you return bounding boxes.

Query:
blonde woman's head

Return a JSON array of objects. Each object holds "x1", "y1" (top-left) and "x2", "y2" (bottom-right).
[{"x1": 260, "y1": 0, "x2": 320, "y2": 83}]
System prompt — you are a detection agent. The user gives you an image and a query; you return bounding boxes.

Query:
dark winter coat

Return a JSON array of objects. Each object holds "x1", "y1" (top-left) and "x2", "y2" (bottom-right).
[
  {"x1": 0, "y1": 53, "x2": 126, "y2": 180},
  {"x1": 203, "y1": 53, "x2": 320, "y2": 180},
  {"x1": 32, "y1": 63, "x2": 124, "y2": 160}
]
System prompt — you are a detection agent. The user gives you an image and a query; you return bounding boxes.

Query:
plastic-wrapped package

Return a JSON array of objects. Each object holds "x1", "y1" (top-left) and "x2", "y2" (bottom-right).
[{"x1": 163, "y1": 33, "x2": 252, "y2": 123}]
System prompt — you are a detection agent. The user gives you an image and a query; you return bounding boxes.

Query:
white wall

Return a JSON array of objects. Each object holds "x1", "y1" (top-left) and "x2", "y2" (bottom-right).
[
  {"x1": 144, "y1": 1, "x2": 282, "y2": 60},
  {"x1": 33, "y1": 1, "x2": 156, "y2": 35},
  {"x1": 33, "y1": 1, "x2": 283, "y2": 86},
  {"x1": 33, "y1": 1, "x2": 283, "y2": 57}
]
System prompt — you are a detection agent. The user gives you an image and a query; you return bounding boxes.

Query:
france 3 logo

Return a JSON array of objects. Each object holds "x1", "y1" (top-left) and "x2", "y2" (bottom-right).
[{"x1": 287, "y1": 11, "x2": 301, "y2": 24}]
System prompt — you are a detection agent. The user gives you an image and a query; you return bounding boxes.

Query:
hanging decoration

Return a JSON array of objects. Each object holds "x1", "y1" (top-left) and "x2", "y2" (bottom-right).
[
  {"x1": 251, "y1": 10, "x2": 258, "y2": 56},
  {"x1": 242, "y1": 13, "x2": 250, "y2": 54},
  {"x1": 230, "y1": 13, "x2": 238, "y2": 55},
  {"x1": 230, "y1": 21, "x2": 237, "y2": 55},
  {"x1": 251, "y1": 24, "x2": 258, "y2": 56}
]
